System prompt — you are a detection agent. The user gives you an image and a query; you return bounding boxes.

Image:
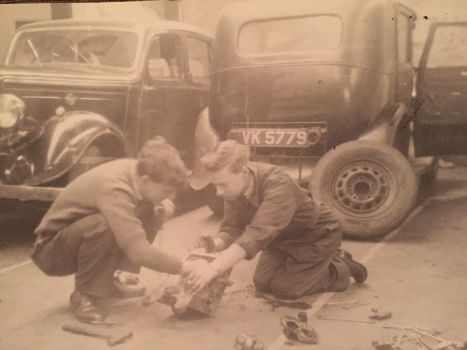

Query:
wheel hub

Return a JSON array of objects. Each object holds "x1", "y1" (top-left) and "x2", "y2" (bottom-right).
[{"x1": 333, "y1": 164, "x2": 391, "y2": 214}]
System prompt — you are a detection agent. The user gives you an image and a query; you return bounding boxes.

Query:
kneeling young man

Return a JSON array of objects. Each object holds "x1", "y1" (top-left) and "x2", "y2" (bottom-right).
[
  {"x1": 32, "y1": 137, "x2": 191, "y2": 322},
  {"x1": 187, "y1": 140, "x2": 367, "y2": 299}
]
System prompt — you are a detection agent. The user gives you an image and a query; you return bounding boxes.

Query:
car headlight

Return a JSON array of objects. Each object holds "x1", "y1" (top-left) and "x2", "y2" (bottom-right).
[{"x1": 0, "y1": 94, "x2": 25, "y2": 129}]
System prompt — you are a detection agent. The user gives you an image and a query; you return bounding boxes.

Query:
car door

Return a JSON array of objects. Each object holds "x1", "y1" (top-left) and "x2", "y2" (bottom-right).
[
  {"x1": 180, "y1": 33, "x2": 212, "y2": 167},
  {"x1": 139, "y1": 31, "x2": 211, "y2": 168},
  {"x1": 139, "y1": 31, "x2": 191, "y2": 156},
  {"x1": 413, "y1": 22, "x2": 467, "y2": 156}
]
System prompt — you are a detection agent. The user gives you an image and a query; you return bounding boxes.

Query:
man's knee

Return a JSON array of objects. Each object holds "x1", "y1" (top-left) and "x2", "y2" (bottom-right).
[
  {"x1": 253, "y1": 271, "x2": 272, "y2": 293},
  {"x1": 31, "y1": 242, "x2": 74, "y2": 276},
  {"x1": 269, "y1": 278, "x2": 302, "y2": 299}
]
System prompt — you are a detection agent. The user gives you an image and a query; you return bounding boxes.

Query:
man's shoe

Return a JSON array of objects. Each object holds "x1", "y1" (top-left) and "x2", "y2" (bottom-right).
[
  {"x1": 338, "y1": 249, "x2": 368, "y2": 284},
  {"x1": 113, "y1": 279, "x2": 146, "y2": 298},
  {"x1": 70, "y1": 291, "x2": 106, "y2": 323}
]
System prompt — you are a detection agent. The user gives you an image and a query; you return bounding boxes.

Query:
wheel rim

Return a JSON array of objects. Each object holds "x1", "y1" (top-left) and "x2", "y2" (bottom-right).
[{"x1": 331, "y1": 161, "x2": 395, "y2": 216}]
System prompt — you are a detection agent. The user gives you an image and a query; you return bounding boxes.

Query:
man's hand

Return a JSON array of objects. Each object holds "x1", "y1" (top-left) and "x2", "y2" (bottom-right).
[
  {"x1": 193, "y1": 234, "x2": 226, "y2": 252},
  {"x1": 154, "y1": 199, "x2": 176, "y2": 219},
  {"x1": 181, "y1": 259, "x2": 219, "y2": 295}
]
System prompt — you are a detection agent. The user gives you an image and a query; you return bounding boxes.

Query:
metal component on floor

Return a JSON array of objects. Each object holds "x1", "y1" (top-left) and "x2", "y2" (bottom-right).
[
  {"x1": 62, "y1": 323, "x2": 132, "y2": 347},
  {"x1": 382, "y1": 324, "x2": 439, "y2": 333},
  {"x1": 234, "y1": 334, "x2": 265, "y2": 350},
  {"x1": 281, "y1": 312, "x2": 319, "y2": 344},
  {"x1": 316, "y1": 314, "x2": 376, "y2": 324}
]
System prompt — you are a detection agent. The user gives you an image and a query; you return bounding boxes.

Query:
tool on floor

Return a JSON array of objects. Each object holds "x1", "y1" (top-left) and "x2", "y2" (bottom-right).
[
  {"x1": 281, "y1": 311, "x2": 319, "y2": 344},
  {"x1": 86, "y1": 318, "x2": 120, "y2": 326},
  {"x1": 255, "y1": 292, "x2": 312, "y2": 311},
  {"x1": 316, "y1": 314, "x2": 376, "y2": 324},
  {"x1": 369, "y1": 308, "x2": 393, "y2": 321},
  {"x1": 62, "y1": 323, "x2": 132, "y2": 347},
  {"x1": 234, "y1": 334, "x2": 265, "y2": 350},
  {"x1": 372, "y1": 341, "x2": 396, "y2": 350},
  {"x1": 382, "y1": 324, "x2": 439, "y2": 333},
  {"x1": 325, "y1": 297, "x2": 360, "y2": 307},
  {"x1": 114, "y1": 270, "x2": 139, "y2": 286}
]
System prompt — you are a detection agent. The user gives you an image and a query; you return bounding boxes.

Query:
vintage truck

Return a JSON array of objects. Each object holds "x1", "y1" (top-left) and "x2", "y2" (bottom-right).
[
  {"x1": 208, "y1": 0, "x2": 467, "y2": 238},
  {"x1": 0, "y1": 18, "x2": 219, "y2": 221}
]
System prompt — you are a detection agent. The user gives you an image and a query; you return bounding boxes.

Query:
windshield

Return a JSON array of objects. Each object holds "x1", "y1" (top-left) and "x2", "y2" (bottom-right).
[
  {"x1": 238, "y1": 15, "x2": 342, "y2": 56},
  {"x1": 8, "y1": 28, "x2": 139, "y2": 71}
]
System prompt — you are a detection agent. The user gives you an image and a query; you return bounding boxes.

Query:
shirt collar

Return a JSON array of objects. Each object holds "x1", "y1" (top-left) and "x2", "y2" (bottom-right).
[
  {"x1": 130, "y1": 163, "x2": 144, "y2": 202},
  {"x1": 243, "y1": 163, "x2": 259, "y2": 207}
]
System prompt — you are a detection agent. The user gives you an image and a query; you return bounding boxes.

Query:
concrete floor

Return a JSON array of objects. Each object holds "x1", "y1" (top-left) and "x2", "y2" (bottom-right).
[{"x1": 1, "y1": 167, "x2": 467, "y2": 350}]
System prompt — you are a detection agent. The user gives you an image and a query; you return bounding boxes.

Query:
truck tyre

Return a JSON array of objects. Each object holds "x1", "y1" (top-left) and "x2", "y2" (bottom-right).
[
  {"x1": 204, "y1": 184, "x2": 224, "y2": 216},
  {"x1": 310, "y1": 141, "x2": 418, "y2": 239}
]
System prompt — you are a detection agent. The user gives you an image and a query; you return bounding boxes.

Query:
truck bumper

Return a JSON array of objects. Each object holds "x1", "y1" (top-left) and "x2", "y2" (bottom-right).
[{"x1": 0, "y1": 184, "x2": 62, "y2": 202}]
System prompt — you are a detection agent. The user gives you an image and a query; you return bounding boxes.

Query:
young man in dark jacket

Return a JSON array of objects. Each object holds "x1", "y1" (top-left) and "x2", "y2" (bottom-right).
[
  {"x1": 32, "y1": 137, "x2": 194, "y2": 323},
  {"x1": 186, "y1": 140, "x2": 367, "y2": 299}
]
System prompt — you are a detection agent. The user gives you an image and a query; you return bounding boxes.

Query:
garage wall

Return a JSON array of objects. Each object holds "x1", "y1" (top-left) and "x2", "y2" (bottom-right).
[{"x1": 181, "y1": 0, "x2": 247, "y2": 35}]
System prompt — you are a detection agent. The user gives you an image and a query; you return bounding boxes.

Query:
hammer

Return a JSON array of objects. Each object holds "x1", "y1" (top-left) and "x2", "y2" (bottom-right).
[{"x1": 62, "y1": 324, "x2": 132, "y2": 347}]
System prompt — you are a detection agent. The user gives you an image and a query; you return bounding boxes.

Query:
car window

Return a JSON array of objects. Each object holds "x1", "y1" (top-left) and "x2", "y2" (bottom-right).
[
  {"x1": 238, "y1": 15, "x2": 342, "y2": 56},
  {"x1": 147, "y1": 33, "x2": 184, "y2": 81},
  {"x1": 9, "y1": 29, "x2": 138, "y2": 70},
  {"x1": 186, "y1": 37, "x2": 211, "y2": 85},
  {"x1": 426, "y1": 25, "x2": 467, "y2": 68}
]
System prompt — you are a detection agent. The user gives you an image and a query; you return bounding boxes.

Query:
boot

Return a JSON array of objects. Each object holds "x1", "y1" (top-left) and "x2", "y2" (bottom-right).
[
  {"x1": 338, "y1": 249, "x2": 368, "y2": 284},
  {"x1": 70, "y1": 291, "x2": 106, "y2": 323}
]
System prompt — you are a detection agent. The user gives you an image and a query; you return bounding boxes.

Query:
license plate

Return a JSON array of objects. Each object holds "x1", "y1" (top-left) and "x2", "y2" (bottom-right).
[{"x1": 229, "y1": 128, "x2": 309, "y2": 147}]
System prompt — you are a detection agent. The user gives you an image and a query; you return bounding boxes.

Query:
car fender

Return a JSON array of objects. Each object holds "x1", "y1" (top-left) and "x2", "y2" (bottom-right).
[
  {"x1": 28, "y1": 111, "x2": 130, "y2": 185},
  {"x1": 189, "y1": 107, "x2": 220, "y2": 190},
  {"x1": 358, "y1": 103, "x2": 409, "y2": 146}
]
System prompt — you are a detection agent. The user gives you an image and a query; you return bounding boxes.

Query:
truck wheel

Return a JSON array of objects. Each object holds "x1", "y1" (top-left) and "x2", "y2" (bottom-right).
[
  {"x1": 204, "y1": 184, "x2": 224, "y2": 216},
  {"x1": 68, "y1": 145, "x2": 103, "y2": 182},
  {"x1": 310, "y1": 141, "x2": 418, "y2": 239}
]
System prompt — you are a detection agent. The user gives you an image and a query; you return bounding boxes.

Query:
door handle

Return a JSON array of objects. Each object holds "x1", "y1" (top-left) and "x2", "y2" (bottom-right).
[{"x1": 461, "y1": 71, "x2": 467, "y2": 77}]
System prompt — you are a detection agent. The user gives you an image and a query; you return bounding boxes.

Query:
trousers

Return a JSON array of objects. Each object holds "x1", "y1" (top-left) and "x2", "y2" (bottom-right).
[
  {"x1": 252, "y1": 207, "x2": 351, "y2": 299},
  {"x1": 31, "y1": 213, "x2": 157, "y2": 298}
]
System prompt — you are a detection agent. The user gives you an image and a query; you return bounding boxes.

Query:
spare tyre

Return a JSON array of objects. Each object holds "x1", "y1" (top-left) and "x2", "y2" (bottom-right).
[{"x1": 310, "y1": 141, "x2": 418, "y2": 239}]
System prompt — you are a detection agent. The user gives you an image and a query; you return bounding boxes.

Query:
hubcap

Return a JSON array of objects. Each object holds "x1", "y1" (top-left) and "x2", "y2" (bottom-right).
[{"x1": 332, "y1": 162, "x2": 393, "y2": 214}]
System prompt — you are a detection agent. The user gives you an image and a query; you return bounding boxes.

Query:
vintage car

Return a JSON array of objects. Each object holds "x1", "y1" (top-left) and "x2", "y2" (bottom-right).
[
  {"x1": 0, "y1": 18, "x2": 219, "y2": 220},
  {"x1": 209, "y1": 0, "x2": 467, "y2": 238}
]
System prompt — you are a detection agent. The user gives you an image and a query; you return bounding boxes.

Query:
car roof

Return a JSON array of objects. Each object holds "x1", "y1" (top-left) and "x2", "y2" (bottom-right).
[
  {"x1": 18, "y1": 18, "x2": 212, "y2": 38},
  {"x1": 213, "y1": 0, "x2": 416, "y2": 73},
  {"x1": 218, "y1": 0, "x2": 412, "y2": 22}
]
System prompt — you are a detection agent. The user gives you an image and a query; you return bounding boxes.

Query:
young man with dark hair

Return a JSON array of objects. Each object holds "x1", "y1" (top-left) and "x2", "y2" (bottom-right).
[
  {"x1": 32, "y1": 137, "x2": 193, "y2": 323},
  {"x1": 186, "y1": 140, "x2": 367, "y2": 299}
]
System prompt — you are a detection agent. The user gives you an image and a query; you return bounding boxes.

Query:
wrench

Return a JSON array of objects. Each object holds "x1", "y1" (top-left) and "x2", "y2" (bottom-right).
[{"x1": 316, "y1": 314, "x2": 376, "y2": 324}]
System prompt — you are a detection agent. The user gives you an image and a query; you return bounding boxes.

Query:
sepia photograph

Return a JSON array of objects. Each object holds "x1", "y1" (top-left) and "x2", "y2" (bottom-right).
[{"x1": 0, "y1": 0, "x2": 466, "y2": 349}]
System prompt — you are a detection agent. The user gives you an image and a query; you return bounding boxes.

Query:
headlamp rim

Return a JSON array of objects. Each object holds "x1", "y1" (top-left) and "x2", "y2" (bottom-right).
[{"x1": 0, "y1": 94, "x2": 25, "y2": 130}]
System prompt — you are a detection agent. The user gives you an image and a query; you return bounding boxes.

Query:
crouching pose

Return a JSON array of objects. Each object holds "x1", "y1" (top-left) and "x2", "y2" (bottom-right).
[
  {"x1": 32, "y1": 137, "x2": 193, "y2": 323},
  {"x1": 187, "y1": 140, "x2": 367, "y2": 299}
]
